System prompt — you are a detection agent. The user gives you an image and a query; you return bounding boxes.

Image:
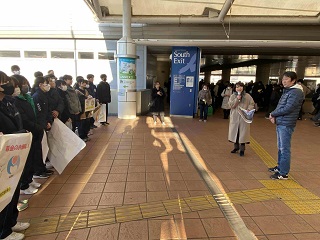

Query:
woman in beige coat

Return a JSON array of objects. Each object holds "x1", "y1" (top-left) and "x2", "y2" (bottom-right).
[{"x1": 228, "y1": 82, "x2": 255, "y2": 156}]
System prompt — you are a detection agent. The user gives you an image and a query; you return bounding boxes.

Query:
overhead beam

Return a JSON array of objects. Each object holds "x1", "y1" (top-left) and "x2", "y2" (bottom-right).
[
  {"x1": 83, "y1": 0, "x2": 100, "y2": 21},
  {"x1": 101, "y1": 15, "x2": 320, "y2": 25},
  {"x1": 92, "y1": 0, "x2": 102, "y2": 20}
]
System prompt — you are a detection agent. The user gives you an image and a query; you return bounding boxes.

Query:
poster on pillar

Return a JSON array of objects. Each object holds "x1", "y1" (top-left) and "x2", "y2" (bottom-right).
[
  {"x1": 119, "y1": 57, "x2": 136, "y2": 92},
  {"x1": 170, "y1": 47, "x2": 201, "y2": 117}
]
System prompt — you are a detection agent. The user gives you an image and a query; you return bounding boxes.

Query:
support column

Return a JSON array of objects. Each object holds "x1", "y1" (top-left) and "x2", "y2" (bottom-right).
[
  {"x1": 116, "y1": 0, "x2": 138, "y2": 119},
  {"x1": 204, "y1": 71, "x2": 211, "y2": 84},
  {"x1": 296, "y1": 57, "x2": 307, "y2": 80},
  {"x1": 221, "y1": 68, "x2": 231, "y2": 83},
  {"x1": 255, "y1": 64, "x2": 271, "y2": 85}
]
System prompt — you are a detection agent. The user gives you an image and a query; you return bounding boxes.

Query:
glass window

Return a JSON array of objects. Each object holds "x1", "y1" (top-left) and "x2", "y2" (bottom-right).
[
  {"x1": 24, "y1": 51, "x2": 47, "y2": 58},
  {"x1": 98, "y1": 52, "x2": 115, "y2": 60},
  {"x1": 0, "y1": 50, "x2": 20, "y2": 58},
  {"x1": 51, "y1": 51, "x2": 74, "y2": 59},
  {"x1": 78, "y1": 52, "x2": 94, "y2": 59}
]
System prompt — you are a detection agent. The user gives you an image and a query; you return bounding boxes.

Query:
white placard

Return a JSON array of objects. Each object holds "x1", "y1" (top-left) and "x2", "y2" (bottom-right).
[
  {"x1": 0, "y1": 133, "x2": 32, "y2": 212},
  {"x1": 47, "y1": 119, "x2": 86, "y2": 174}
]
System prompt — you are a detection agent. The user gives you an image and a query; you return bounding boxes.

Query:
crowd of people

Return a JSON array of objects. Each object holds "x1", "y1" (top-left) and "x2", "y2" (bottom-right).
[{"x1": 0, "y1": 65, "x2": 111, "y2": 240}]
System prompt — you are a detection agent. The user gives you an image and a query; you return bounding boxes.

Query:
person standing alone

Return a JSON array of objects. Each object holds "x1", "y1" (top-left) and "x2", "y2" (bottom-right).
[
  {"x1": 96, "y1": 74, "x2": 111, "y2": 125},
  {"x1": 268, "y1": 71, "x2": 304, "y2": 180}
]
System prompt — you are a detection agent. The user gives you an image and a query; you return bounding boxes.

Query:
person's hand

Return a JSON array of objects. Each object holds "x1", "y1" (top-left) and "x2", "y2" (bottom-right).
[
  {"x1": 67, "y1": 118, "x2": 72, "y2": 122},
  {"x1": 47, "y1": 123, "x2": 51, "y2": 129},
  {"x1": 88, "y1": 95, "x2": 93, "y2": 99},
  {"x1": 269, "y1": 114, "x2": 275, "y2": 124},
  {"x1": 52, "y1": 110, "x2": 59, "y2": 118},
  {"x1": 237, "y1": 95, "x2": 242, "y2": 100},
  {"x1": 0, "y1": 132, "x2": 3, "y2": 136}
]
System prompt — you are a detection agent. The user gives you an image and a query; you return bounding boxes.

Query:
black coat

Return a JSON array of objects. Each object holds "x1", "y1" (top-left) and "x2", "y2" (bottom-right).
[
  {"x1": 88, "y1": 82, "x2": 97, "y2": 98},
  {"x1": 150, "y1": 87, "x2": 166, "y2": 112},
  {"x1": 0, "y1": 96, "x2": 23, "y2": 134},
  {"x1": 14, "y1": 95, "x2": 43, "y2": 139},
  {"x1": 48, "y1": 88, "x2": 64, "y2": 117},
  {"x1": 32, "y1": 88, "x2": 53, "y2": 130},
  {"x1": 57, "y1": 88, "x2": 71, "y2": 123},
  {"x1": 96, "y1": 81, "x2": 111, "y2": 104}
]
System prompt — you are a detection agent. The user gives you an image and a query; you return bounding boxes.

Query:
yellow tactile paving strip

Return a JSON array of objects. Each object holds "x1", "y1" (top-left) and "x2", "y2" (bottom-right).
[
  {"x1": 22, "y1": 135, "x2": 320, "y2": 237},
  {"x1": 251, "y1": 137, "x2": 320, "y2": 215}
]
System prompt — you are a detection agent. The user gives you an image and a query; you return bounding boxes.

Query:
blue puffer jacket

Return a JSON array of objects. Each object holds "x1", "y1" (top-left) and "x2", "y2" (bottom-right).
[{"x1": 270, "y1": 84, "x2": 304, "y2": 127}]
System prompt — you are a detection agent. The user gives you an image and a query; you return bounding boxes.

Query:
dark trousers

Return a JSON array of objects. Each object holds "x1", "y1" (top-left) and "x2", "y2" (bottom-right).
[
  {"x1": 0, "y1": 184, "x2": 20, "y2": 238},
  {"x1": 20, "y1": 140, "x2": 36, "y2": 190},
  {"x1": 298, "y1": 100, "x2": 305, "y2": 119},
  {"x1": 223, "y1": 109, "x2": 230, "y2": 119},
  {"x1": 79, "y1": 118, "x2": 90, "y2": 139},
  {"x1": 32, "y1": 131, "x2": 46, "y2": 174},
  {"x1": 234, "y1": 128, "x2": 245, "y2": 151},
  {"x1": 199, "y1": 104, "x2": 208, "y2": 120},
  {"x1": 101, "y1": 103, "x2": 109, "y2": 124},
  {"x1": 70, "y1": 114, "x2": 79, "y2": 132}
]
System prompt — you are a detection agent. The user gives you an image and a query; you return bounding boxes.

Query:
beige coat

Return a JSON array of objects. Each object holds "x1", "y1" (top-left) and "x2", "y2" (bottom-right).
[
  {"x1": 228, "y1": 93, "x2": 255, "y2": 143},
  {"x1": 221, "y1": 88, "x2": 233, "y2": 109}
]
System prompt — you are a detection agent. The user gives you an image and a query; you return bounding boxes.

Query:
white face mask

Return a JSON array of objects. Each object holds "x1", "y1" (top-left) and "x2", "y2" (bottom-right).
[
  {"x1": 12, "y1": 87, "x2": 21, "y2": 96},
  {"x1": 43, "y1": 84, "x2": 51, "y2": 92},
  {"x1": 203, "y1": 88, "x2": 207, "y2": 91},
  {"x1": 61, "y1": 85, "x2": 67, "y2": 91},
  {"x1": 86, "y1": 85, "x2": 90, "y2": 89},
  {"x1": 13, "y1": 70, "x2": 20, "y2": 75},
  {"x1": 227, "y1": 87, "x2": 231, "y2": 89}
]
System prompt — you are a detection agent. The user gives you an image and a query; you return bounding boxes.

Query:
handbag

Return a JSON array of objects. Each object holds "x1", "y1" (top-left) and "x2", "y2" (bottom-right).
[{"x1": 148, "y1": 99, "x2": 155, "y2": 107}]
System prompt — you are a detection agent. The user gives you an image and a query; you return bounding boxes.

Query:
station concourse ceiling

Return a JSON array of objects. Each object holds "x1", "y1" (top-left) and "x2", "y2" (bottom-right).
[{"x1": 87, "y1": 0, "x2": 320, "y2": 69}]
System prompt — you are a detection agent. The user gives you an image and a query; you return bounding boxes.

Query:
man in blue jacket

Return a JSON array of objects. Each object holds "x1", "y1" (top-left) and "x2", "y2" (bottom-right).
[{"x1": 268, "y1": 71, "x2": 304, "y2": 180}]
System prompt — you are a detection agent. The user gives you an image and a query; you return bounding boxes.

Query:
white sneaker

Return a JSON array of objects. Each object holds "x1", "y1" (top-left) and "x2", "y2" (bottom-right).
[
  {"x1": 199, "y1": 119, "x2": 203, "y2": 122},
  {"x1": 12, "y1": 222, "x2": 30, "y2": 232},
  {"x1": 204, "y1": 120, "x2": 207, "y2": 122},
  {"x1": 29, "y1": 180, "x2": 41, "y2": 189},
  {"x1": 3, "y1": 232, "x2": 25, "y2": 240},
  {"x1": 20, "y1": 186, "x2": 38, "y2": 195},
  {"x1": 45, "y1": 161, "x2": 53, "y2": 169}
]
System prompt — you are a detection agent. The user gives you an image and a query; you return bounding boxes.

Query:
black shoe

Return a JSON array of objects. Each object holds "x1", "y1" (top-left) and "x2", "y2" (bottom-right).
[
  {"x1": 33, "y1": 172, "x2": 50, "y2": 179},
  {"x1": 106, "y1": 122, "x2": 110, "y2": 125},
  {"x1": 239, "y1": 151, "x2": 244, "y2": 157},
  {"x1": 231, "y1": 149, "x2": 239, "y2": 153},
  {"x1": 46, "y1": 169, "x2": 54, "y2": 175},
  {"x1": 268, "y1": 166, "x2": 279, "y2": 173},
  {"x1": 101, "y1": 122, "x2": 106, "y2": 126},
  {"x1": 270, "y1": 172, "x2": 288, "y2": 180}
]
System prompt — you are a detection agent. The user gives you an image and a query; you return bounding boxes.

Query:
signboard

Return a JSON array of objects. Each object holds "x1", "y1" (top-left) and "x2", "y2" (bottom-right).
[
  {"x1": 170, "y1": 47, "x2": 201, "y2": 116},
  {"x1": 0, "y1": 133, "x2": 32, "y2": 212},
  {"x1": 85, "y1": 98, "x2": 95, "y2": 112},
  {"x1": 119, "y1": 58, "x2": 136, "y2": 90}
]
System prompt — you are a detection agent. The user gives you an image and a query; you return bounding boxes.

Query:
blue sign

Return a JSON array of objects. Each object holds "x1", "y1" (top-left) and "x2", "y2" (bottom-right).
[{"x1": 170, "y1": 47, "x2": 201, "y2": 117}]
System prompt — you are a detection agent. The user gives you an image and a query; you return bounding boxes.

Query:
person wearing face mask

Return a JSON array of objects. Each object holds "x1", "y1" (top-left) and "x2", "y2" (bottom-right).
[
  {"x1": 45, "y1": 75, "x2": 64, "y2": 120},
  {"x1": 56, "y1": 80, "x2": 72, "y2": 126},
  {"x1": 63, "y1": 75, "x2": 82, "y2": 132},
  {"x1": 221, "y1": 83, "x2": 233, "y2": 119},
  {"x1": 31, "y1": 77, "x2": 53, "y2": 179},
  {"x1": 76, "y1": 79, "x2": 92, "y2": 141},
  {"x1": 198, "y1": 84, "x2": 212, "y2": 122},
  {"x1": 11, "y1": 75, "x2": 44, "y2": 196},
  {"x1": 228, "y1": 81, "x2": 255, "y2": 157},
  {"x1": 0, "y1": 71, "x2": 30, "y2": 240},
  {"x1": 150, "y1": 81, "x2": 166, "y2": 125}
]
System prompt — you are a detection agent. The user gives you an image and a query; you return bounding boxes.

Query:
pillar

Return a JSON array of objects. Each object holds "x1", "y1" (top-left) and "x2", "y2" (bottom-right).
[
  {"x1": 221, "y1": 68, "x2": 231, "y2": 83},
  {"x1": 204, "y1": 71, "x2": 211, "y2": 84},
  {"x1": 296, "y1": 57, "x2": 307, "y2": 80},
  {"x1": 255, "y1": 64, "x2": 271, "y2": 85},
  {"x1": 116, "y1": 0, "x2": 138, "y2": 119}
]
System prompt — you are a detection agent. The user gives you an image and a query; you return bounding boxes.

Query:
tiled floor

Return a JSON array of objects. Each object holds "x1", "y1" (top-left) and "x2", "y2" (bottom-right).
[{"x1": 19, "y1": 110, "x2": 320, "y2": 239}]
